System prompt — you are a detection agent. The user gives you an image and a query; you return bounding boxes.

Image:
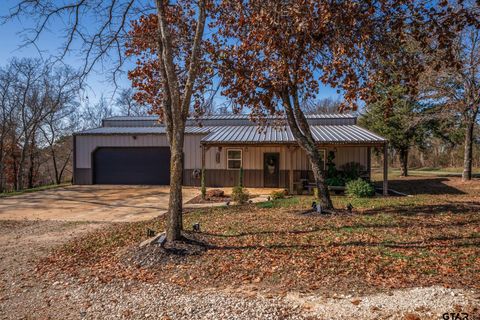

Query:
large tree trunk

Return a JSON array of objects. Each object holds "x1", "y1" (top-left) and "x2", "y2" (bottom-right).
[
  {"x1": 462, "y1": 118, "x2": 475, "y2": 181},
  {"x1": 307, "y1": 147, "x2": 333, "y2": 209},
  {"x1": 155, "y1": 0, "x2": 206, "y2": 243},
  {"x1": 281, "y1": 90, "x2": 333, "y2": 210},
  {"x1": 399, "y1": 148, "x2": 409, "y2": 177},
  {"x1": 166, "y1": 138, "x2": 184, "y2": 242}
]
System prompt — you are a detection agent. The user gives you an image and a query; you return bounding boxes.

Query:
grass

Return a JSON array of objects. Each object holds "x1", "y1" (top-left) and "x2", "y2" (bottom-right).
[
  {"x1": 40, "y1": 175, "x2": 480, "y2": 295},
  {"x1": 0, "y1": 183, "x2": 70, "y2": 198},
  {"x1": 371, "y1": 167, "x2": 480, "y2": 181}
]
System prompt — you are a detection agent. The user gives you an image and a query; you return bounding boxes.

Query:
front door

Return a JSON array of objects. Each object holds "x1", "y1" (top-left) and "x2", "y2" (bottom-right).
[{"x1": 264, "y1": 153, "x2": 280, "y2": 187}]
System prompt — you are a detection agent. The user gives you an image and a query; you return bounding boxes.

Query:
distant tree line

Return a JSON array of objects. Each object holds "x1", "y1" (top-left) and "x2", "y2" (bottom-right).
[
  {"x1": 0, "y1": 58, "x2": 81, "y2": 192},
  {"x1": 0, "y1": 58, "x2": 151, "y2": 193}
]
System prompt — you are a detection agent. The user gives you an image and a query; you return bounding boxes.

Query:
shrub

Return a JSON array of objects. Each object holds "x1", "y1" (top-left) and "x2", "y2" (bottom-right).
[
  {"x1": 326, "y1": 151, "x2": 337, "y2": 178},
  {"x1": 340, "y1": 162, "x2": 365, "y2": 182},
  {"x1": 325, "y1": 176, "x2": 345, "y2": 186},
  {"x1": 271, "y1": 189, "x2": 287, "y2": 200},
  {"x1": 231, "y1": 186, "x2": 249, "y2": 204},
  {"x1": 345, "y1": 178, "x2": 375, "y2": 198}
]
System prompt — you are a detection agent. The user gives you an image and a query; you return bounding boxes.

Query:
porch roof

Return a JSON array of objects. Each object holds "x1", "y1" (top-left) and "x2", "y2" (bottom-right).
[{"x1": 201, "y1": 125, "x2": 386, "y2": 145}]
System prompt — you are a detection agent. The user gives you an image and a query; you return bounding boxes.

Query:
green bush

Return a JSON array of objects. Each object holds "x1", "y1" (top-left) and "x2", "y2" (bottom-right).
[
  {"x1": 270, "y1": 189, "x2": 287, "y2": 200},
  {"x1": 325, "y1": 176, "x2": 345, "y2": 186},
  {"x1": 231, "y1": 186, "x2": 249, "y2": 204},
  {"x1": 345, "y1": 178, "x2": 375, "y2": 198},
  {"x1": 340, "y1": 162, "x2": 365, "y2": 182}
]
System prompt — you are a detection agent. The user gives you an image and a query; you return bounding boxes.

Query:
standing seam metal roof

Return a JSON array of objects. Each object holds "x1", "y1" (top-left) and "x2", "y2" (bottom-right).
[
  {"x1": 103, "y1": 113, "x2": 357, "y2": 121},
  {"x1": 75, "y1": 124, "x2": 386, "y2": 144},
  {"x1": 200, "y1": 125, "x2": 386, "y2": 144}
]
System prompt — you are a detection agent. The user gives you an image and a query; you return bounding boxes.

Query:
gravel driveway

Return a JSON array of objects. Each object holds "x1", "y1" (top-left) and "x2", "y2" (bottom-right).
[
  {"x1": 1, "y1": 220, "x2": 478, "y2": 320},
  {"x1": 0, "y1": 185, "x2": 199, "y2": 222}
]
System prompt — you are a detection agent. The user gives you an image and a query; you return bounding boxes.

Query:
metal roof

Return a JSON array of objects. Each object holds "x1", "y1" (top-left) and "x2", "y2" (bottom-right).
[
  {"x1": 200, "y1": 125, "x2": 386, "y2": 145},
  {"x1": 104, "y1": 113, "x2": 357, "y2": 121},
  {"x1": 75, "y1": 122, "x2": 386, "y2": 145},
  {"x1": 75, "y1": 126, "x2": 213, "y2": 135}
]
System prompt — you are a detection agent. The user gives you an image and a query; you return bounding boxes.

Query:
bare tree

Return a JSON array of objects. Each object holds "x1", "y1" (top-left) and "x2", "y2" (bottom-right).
[
  {"x1": 0, "y1": 64, "x2": 17, "y2": 192},
  {"x1": 81, "y1": 96, "x2": 116, "y2": 129},
  {"x1": 303, "y1": 98, "x2": 343, "y2": 114},
  {"x1": 0, "y1": 58, "x2": 81, "y2": 190},
  {"x1": 422, "y1": 27, "x2": 480, "y2": 181},
  {"x1": 115, "y1": 88, "x2": 149, "y2": 116},
  {"x1": 39, "y1": 67, "x2": 82, "y2": 184}
]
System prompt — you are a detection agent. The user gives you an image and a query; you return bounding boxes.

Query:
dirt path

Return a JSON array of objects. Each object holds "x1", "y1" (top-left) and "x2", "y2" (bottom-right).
[
  {"x1": 0, "y1": 220, "x2": 107, "y2": 319},
  {"x1": 0, "y1": 220, "x2": 304, "y2": 320}
]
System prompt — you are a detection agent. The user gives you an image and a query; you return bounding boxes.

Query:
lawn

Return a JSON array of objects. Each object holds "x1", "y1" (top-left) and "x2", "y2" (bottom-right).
[{"x1": 39, "y1": 175, "x2": 480, "y2": 296}]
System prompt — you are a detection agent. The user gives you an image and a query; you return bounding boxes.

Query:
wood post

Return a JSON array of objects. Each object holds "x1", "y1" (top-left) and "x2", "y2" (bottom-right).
[
  {"x1": 288, "y1": 146, "x2": 294, "y2": 194},
  {"x1": 383, "y1": 142, "x2": 388, "y2": 196},
  {"x1": 367, "y1": 146, "x2": 371, "y2": 180}
]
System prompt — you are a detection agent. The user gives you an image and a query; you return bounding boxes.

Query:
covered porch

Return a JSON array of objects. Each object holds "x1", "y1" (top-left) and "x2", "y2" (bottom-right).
[{"x1": 198, "y1": 125, "x2": 389, "y2": 195}]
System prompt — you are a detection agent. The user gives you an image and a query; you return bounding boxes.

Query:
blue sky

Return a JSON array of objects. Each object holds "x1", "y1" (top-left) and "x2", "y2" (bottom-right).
[{"x1": 0, "y1": 1, "x2": 341, "y2": 112}]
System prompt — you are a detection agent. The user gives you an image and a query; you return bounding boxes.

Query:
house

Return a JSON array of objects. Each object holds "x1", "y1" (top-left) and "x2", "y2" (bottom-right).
[{"x1": 73, "y1": 114, "x2": 389, "y2": 194}]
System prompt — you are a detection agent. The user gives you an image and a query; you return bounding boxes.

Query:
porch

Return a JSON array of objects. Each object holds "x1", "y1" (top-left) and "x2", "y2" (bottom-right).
[{"x1": 199, "y1": 142, "x2": 389, "y2": 196}]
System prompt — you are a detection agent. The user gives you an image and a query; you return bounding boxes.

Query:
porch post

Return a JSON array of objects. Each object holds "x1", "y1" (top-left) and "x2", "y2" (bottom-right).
[
  {"x1": 201, "y1": 144, "x2": 206, "y2": 188},
  {"x1": 287, "y1": 146, "x2": 295, "y2": 194},
  {"x1": 383, "y1": 142, "x2": 388, "y2": 196},
  {"x1": 367, "y1": 146, "x2": 371, "y2": 180}
]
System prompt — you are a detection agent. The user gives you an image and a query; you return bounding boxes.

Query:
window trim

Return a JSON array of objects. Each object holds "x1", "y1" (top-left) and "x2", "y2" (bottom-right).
[{"x1": 226, "y1": 148, "x2": 243, "y2": 170}]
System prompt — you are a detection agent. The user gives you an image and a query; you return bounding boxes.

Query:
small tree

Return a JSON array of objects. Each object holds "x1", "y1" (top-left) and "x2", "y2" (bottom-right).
[
  {"x1": 238, "y1": 167, "x2": 244, "y2": 188},
  {"x1": 360, "y1": 84, "x2": 428, "y2": 177}
]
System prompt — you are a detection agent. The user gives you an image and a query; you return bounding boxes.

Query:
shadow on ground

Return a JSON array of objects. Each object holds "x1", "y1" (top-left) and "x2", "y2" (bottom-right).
[{"x1": 378, "y1": 178, "x2": 468, "y2": 195}]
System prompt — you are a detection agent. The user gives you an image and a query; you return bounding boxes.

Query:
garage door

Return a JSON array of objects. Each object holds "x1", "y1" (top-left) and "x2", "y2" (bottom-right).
[{"x1": 93, "y1": 147, "x2": 170, "y2": 185}]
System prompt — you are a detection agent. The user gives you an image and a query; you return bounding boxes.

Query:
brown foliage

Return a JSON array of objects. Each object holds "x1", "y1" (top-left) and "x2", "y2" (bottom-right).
[{"x1": 38, "y1": 177, "x2": 480, "y2": 295}]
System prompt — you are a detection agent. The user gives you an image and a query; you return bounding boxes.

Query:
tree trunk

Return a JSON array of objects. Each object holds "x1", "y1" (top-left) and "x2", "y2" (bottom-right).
[
  {"x1": 51, "y1": 147, "x2": 60, "y2": 184},
  {"x1": 27, "y1": 136, "x2": 36, "y2": 189},
  {"x1": 0, "y1": 143, "x2": 4, "y2": 193},
  {"x1": 16, "y1": 148, "x2": 27, "y2": 191},
  {"x1": 166, "y1": 138, "x2": 184, "y2": 242},
  {"x1": 307, "y1": 147, "x2": 333, "y2": 209},
  {"x1": 280, "y1": 90, "x2": 333, "y2": 210},
  {"x1": 155, "y1": 0, "x2": 206, "y2": 243},
  {"x1": 462, "y1": 118, "x2": 475, "y2": 181},
  {"x1": 399, "y1": 148, "x2": 409, "y2": 177}
]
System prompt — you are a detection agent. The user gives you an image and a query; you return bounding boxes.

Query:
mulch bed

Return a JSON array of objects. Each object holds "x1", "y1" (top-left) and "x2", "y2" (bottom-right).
[{"x1": 187, "y1": 189, "x2": 231, "y2": 204}]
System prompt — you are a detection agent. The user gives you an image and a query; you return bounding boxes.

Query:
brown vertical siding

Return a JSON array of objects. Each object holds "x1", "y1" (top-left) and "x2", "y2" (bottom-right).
[{"x1": 183, "y1": 169, "x2": 289, "y2": 188}]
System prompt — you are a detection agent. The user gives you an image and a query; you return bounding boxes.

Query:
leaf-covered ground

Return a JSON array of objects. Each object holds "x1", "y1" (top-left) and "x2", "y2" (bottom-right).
[{"x1": 39, "y1": 176, "x2": 480, "y2": 295}]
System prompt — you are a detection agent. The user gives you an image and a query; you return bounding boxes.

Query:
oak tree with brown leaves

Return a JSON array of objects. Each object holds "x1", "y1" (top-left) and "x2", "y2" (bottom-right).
[
  {"x1": 126, "y1": 0, "x2": 209, "y2": 242},
  {"x1": 212, "y1": 0, "x2": 479, "y2": 208}
]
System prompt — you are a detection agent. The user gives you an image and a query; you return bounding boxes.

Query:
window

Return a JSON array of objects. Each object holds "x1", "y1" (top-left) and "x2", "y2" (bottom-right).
[{"x1": 227, "y1": 149, "x2": 242, "y2": 169}]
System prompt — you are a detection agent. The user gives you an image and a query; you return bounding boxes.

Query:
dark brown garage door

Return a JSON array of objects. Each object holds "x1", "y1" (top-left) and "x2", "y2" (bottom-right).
[{"x1": 93, "y1": 147, "x2": 170, "y2": 185}]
